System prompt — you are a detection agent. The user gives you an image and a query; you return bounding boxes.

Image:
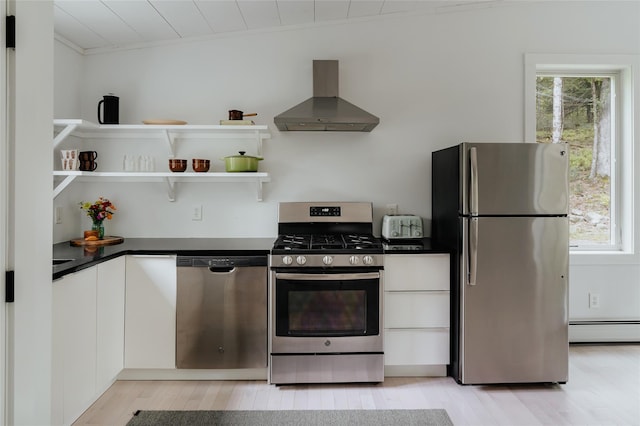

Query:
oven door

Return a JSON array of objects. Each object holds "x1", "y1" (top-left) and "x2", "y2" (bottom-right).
[{"x1": 271, "y1": 271, "x2": 383, "y2": 354}]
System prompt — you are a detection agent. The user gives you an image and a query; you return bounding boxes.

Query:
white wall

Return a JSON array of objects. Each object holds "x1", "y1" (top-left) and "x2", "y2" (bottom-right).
[
  {"x1": 53, "y1": 3, "x2": 639, "y2": 325},
  {"x1": 54, "y1": 42, "x2": 83, "y2": 118}
]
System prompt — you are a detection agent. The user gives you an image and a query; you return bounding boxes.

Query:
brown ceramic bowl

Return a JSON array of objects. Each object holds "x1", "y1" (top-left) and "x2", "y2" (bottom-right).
[
  {"x1": 192, "y1": 158, "x2": 210, "y2": 173},
  {"x1": 84, "y1": 230, "x2": 99, "y2": 239},
  {"x1": 169, "y1": 159, "x2": 187, "y2": 172}
]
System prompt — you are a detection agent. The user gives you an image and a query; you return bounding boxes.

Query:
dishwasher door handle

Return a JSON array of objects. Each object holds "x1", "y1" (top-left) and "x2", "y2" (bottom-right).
[{"x1": 208, "y1": 266, "x2": 235, "y2": 273}]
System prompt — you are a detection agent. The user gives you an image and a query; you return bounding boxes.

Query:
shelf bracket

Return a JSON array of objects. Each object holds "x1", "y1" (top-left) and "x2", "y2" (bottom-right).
[
  {"x1": 163, "y1": 177, "x2": 176, "y2": 202},
  {"x1": 53, "y1": 175, "x2": 77, "y2": 198},
  {"x1": 255, "y1": 131, "x2": 264, "y2": 157},
  {"x1": 53, "y1": 124, "x2": 78, "y2": 149},
  {"x1": 162, "y1": 130, "x2": 177, "y2": 158},
  {"x1": 256, "y1": 179, "x2": 264, "y2": 202}
]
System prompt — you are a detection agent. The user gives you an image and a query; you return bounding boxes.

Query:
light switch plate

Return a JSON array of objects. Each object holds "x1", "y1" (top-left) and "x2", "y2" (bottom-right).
[
  {"x1": 192, "y1": 205, "x2": 203, "y2": 221},
  {"x1": 54, "y1": 206, "x2": 62, "y2": 224}
]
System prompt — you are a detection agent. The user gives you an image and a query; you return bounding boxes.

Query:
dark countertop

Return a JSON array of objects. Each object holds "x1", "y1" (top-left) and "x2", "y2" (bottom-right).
[
  {"x1": 53, "y1": 237, "x2": 275, "y2": 280},
  {"x1": 53, "y1": 237, "x2": 451, "y2": 280},
  {"x1": 382, "y1": 238, "x2": 452, "y2": 254}
]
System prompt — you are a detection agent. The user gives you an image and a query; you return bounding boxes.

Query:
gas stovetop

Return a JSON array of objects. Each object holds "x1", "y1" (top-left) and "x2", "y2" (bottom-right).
[{"x1": 273, "y1": 233, "x2": 382, "y2": 252}]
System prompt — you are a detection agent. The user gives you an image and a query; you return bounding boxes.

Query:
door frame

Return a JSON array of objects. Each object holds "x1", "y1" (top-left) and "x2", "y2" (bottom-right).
[{"x1": 1, "y1": 0, "x2": 9, "y2": 422}]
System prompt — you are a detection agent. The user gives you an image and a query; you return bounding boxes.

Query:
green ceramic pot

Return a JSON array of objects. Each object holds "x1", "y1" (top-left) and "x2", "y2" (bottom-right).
[{"x1": 222, "y1": 151, "x2": 262, "y2": 172}]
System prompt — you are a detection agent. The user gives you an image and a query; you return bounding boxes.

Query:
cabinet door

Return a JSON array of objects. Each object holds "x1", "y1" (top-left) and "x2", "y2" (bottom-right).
[
  {"x1": 125, "y1": 255, "x2": 177, "y2": 368},
  {"x1": 96, "y1": 257, "x2": 126, "y2": 387},
  {"x1": 52, "y1": 267, "x2": 97, "y2": 425},
  {"x1": 384, "y1": 292, "x2": 450, "y2": 328},
  {"x1": 385, "y1": 254, "x2": 449, "y2": 291}
]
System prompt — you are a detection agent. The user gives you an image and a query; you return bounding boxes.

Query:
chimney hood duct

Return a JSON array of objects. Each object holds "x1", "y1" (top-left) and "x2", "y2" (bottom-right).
[{"x1": 273, "y1": 60, "x2": 379, "y2": 132}]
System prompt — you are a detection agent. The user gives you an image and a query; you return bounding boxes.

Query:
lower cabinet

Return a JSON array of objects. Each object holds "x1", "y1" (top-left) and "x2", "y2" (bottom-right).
[
  {"x1": 52, "y1": 267, "x2": 97, "y2": 426},
  {"x1": 96, "y1": 256, "x2": 126, "y2": 388},
  {"x1": 384, "y1": 253, "x2": 450, "y2": 375},
  {"x1": 124, "y1": 255, "x2": 177, "y2": 369},
  {"x1": 52, "y1": 257, "x2": 125, "y2": 426}
]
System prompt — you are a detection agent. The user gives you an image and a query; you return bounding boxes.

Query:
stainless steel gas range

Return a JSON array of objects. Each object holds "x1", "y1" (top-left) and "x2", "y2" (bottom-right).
[{"x1": 269, "y1": 202, "x2": 384, "y2": 385}]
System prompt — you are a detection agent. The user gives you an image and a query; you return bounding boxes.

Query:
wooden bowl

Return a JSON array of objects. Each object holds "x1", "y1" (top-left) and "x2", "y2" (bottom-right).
[
  {"x1": 169, "y1": 159, "x2": 187, "y2": 172},
  {"x1": 192, "y1": 158, "x2": 210, "y2": 173}
]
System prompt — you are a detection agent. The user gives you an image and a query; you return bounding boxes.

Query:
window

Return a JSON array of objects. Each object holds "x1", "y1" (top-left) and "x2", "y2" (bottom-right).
[
  {"x1": 535, "y1": 74, "x2": 616, "y2": 249},
  {"x1": 525, "y1": 54, "x2": 639, "y2": 259}
]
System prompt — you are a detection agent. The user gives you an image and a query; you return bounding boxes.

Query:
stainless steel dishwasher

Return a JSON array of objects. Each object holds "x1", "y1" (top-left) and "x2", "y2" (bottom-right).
[{"x1": 176, "y1": 255, "x2": 267, "y2": 369}]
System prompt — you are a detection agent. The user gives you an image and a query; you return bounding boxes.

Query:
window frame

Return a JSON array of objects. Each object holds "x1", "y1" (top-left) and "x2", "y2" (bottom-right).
[{"x1": 524, "y1": 54, "x2": 639, "y2": 265}]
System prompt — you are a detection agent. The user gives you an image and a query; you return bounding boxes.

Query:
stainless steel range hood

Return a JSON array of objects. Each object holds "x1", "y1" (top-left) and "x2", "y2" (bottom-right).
[{"x1": 274, "y1": 60, "x2": 379, "y2": 132}]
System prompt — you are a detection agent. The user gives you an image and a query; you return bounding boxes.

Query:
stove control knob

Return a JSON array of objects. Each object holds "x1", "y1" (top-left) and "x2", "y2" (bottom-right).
[
  {"x1": 349, "y1": 255, "x2": 360, "y2": 265},
  {"x1": 296, "y1": 255, "x2": 307, "y2": 265},
  {"x1": 282, "y1": 255, "x2": 293, "y2": 265},
  {"x1": 362, "y1": 255, "x2": 374, "y2": 265},
  {"x1": 322, "y1": 255, "x2": 334, "y2": 265}
]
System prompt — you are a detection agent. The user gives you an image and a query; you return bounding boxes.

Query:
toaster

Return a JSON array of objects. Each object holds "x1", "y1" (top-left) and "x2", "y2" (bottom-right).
[{"x1": 381, "y1": 215, "x2": 424, "y2": 240}]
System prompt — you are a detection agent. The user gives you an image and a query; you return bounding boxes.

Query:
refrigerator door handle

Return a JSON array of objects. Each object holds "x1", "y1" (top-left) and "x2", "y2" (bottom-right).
[
  {"x1": 469, "y1": 147, "x2": 478, "y2": 216},
  {"x1": 468, "y1": 217, "x2": 478, "y2": 286}
]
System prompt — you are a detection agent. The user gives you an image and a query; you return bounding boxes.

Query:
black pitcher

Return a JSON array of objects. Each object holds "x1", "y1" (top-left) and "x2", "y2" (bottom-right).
[{"x1": 97, "y1": 94, "x2": 119, "y2": 124}]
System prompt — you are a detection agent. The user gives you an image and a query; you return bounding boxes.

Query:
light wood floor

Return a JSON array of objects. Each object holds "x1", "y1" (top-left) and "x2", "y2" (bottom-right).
[{"x1": 74, "y1": 344, "x2": 640, "y2": 426}]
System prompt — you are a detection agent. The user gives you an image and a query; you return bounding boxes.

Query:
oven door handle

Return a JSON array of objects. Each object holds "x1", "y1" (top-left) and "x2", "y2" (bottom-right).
[{"x1": 275, "y1": 272, "x2": 380, "y2": 281}]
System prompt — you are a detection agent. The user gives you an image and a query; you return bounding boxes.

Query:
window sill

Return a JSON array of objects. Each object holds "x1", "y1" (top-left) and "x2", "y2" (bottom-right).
[{"x1": 570, "y1": 250, "x2": 639, "y2": 265}]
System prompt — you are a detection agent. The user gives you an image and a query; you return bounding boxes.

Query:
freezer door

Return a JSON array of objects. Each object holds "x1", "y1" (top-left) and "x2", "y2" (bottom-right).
[
  {"x1": 461, "y1": 143, "x2": 569, "y2": 216},
  {"x1": 460, "y1": 216, "x2": 569, "y2": 384}
]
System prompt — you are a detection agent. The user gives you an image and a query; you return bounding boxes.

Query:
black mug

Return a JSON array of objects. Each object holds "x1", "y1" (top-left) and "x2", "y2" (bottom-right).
[
  {"x1": 98, "y1": 94, "x2": 119, "y2": 124},
  {"x1": 79, "y1": 150, "x2": 98, "y2": 161},
  {"x1": 79, "y1": 160, "x2": 97, "y2": 171}
]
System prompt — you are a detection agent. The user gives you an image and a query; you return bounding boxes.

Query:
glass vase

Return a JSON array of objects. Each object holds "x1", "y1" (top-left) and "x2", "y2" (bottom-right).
[{"x1": 92, "y1": 222, "x2": 105, "y2": 239}]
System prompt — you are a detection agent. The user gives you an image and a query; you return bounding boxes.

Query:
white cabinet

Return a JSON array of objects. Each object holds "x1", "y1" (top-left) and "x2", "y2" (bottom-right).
[
  {"x1": 96, "y1": 256, "x2": 126, "y2": 388},
  {"x1": 52, "y1": 257, "x2": 127, "y2": 426},
  {"x1": 384, "y1": 253, "x2": 450, "y2": 375},
  {"x1": 124, "y1": 255, "x2": 177, "y2": 369},
  {"x1": 52, "y1": 267, "x2": 97, "y2": 426},
  {"x1": 53, "y1": 119, "x2": 271, "y2": 201},
  {"x1": 385, "y1": 292, "x2": 449, "y2": 328}
]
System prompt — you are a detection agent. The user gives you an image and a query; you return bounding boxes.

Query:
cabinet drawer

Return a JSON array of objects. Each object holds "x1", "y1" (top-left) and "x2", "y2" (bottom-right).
[
  {"x1": 384, "y1": 329, "x2": 450, "y2": 365},
  {"x1": 384, "y1": 292, "x2": 449, "y2": 328},
  {"x1": 385, "y1": 254, "x2": 449, "y2": 291}
]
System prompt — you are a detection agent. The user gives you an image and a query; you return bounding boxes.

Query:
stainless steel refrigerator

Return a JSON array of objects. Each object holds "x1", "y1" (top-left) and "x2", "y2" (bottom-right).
[{"x1": 432, "y1": 142, "x2": 569, "y2": 384}]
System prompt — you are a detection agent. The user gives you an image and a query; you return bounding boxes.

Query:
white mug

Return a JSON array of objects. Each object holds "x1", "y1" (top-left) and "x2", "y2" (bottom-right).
[
  {"x1": 60, "y1": 149, "x2": 78, "y2": 160},
  {"x1": 61, "y1": 158, "x2": 79, "y2": 170}
]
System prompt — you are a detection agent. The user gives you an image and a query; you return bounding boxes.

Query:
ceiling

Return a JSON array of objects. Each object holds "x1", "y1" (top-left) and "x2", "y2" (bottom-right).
[{"x1": 53, "y1": 0, "x2": 521, "y2": 53}]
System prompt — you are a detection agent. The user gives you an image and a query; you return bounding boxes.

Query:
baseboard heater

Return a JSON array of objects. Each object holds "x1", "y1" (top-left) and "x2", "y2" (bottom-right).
[{"x1": 569, "y1": 320, "x2": 640, "y2": 343}]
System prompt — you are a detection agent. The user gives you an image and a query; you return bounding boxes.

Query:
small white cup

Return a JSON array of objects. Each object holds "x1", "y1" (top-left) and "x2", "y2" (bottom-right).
[
  {"x1": 123, "y1": 155, "x2": 137, "y2": 171},
  {"x1": 61, "y1": 158, "x2": 78, "y2": 170},
  {"x1": 141, "y1": 155, "x2": 155, "y2": 171},
  {"x1": 60, "y1": 149, "x2": 78, "y2": 160}
]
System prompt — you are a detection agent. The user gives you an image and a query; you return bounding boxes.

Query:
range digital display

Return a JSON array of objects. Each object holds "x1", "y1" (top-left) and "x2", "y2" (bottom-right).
[{"x1": 310, "y1": 206, "x2": 341, "y2": 217}]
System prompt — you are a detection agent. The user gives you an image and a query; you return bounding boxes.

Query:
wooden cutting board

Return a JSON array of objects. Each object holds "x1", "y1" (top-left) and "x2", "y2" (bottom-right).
[{"x1": 70, "y1": 236, "x2": 124, "y2": 247}]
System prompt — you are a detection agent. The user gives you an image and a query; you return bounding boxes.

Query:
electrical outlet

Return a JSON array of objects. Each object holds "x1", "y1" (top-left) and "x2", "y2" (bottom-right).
[
  {"x1": 589, "y1": 292, "x2": 600, "y2": 308},
  {"x1": 386, "y1": 203, "x2": 398, "y2": 215},
  {"x1": 54, "y1": 206, "x2": 62, "y2": 224},
  {"x1": 192, "y1": 205, "x2": 203, "y2": 221}
]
